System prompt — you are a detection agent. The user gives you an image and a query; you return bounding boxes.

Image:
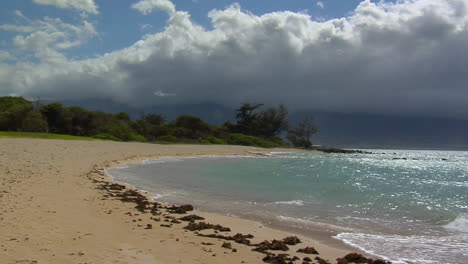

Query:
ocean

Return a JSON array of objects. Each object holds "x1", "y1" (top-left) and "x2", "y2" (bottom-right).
[{"x1": 107, "y1": 150, "x2": 468, "y2": 264}]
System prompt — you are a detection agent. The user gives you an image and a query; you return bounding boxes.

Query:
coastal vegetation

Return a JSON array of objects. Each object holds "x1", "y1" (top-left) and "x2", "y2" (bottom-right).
[{"x1": 0, "y1": 96, "x2": 318, "y2": 148}]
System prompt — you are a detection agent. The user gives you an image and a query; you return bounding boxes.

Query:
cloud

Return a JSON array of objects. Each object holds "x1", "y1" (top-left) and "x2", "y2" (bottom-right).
[
  {"x1": 0, "y1": 12, "x2": 97, "y2": 62},
  {"x1": 0, "y1": 51, "x2": 15, "y2": 61},
  {"x1": 2, "y1": 0, "x2": 468, "y2": 119},
  {"x1": 132, "y1": 0, "x2": 176, "y2": 15},
  {"x1": 316, "y1": 1, "x2": 325, "y2": 9},
  {"x1": 32, "y1": 0, "x2": 98, "y2": 14}
]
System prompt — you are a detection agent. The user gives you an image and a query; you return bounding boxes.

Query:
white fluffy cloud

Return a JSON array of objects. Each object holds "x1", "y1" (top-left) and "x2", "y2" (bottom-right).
[
  {"x1": 316, "y1": 1, "x2": 325, "y2": 9},
  {"x1": 2, "y1": 0, "x2": 468, "y2": 119},
  {"x1": 32, "y1": 0, "x2": 98, "y2": 14},
  {"x1": 0, "y1": 12, "x2": 97, "y2": 63},
  {"x1": 132, "y1": 0, "x2": 176, "y2": 15},
  {"x1": 0, "y1": 51, "x2": 15, "y2": 61}
]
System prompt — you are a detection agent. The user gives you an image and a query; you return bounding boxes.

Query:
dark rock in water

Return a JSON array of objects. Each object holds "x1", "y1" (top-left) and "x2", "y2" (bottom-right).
[
  {"x1": 318, "y1": 148, "x2": 371, "y2": 154},
  {"x1": 291, "y1": 256, "x2": 300, "y2": 261},
  {"x1": 303, "y1": 256, "x2": 312, "y2": 262},
  {"x1": 145, "y1": 224, "x2": 152, "y2": 229},
  {"x1": 373, "y1": 260, "x2": 392, "y2": 264},
  {"x1": 221, "y1": 242, "x2": 232, "y2": 249},
  {"x1": 336, "y1": 253, "x2": 392, "y2": 264},
  {"x1": 283, "y1": 236, "x2": 301, "y2": 245},
  {"x1": 184, "y1": 222, "x2": 231, "y2": 232},
  {"x1": 168, "y1": 204, "x2": 194, "y2": 214},
  {"x1": 179, "y1": 214, "x2": 205, "y2": 222},
  {"x1": 297, "y1": 246, "x2": 319, "y2": 255}
]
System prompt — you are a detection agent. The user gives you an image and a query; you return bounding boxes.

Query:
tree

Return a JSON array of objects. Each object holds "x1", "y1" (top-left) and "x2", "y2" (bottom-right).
[
  {"x1": 40, "y1": 103, "x2": 65, "y2": 133},
  {"x1": 21, "y1": 111, "x2": 48, "y2": 132},
  {"x1": 0, "y1": 97, "x2": 34, "y2": 131},
  {"x1": 287, "y1": 116, "x2": 318, "y2": 148},
  {"x1": 174, "y1": 115, "x2": 210, "y2": 139},
  {"x1": 256, "y1": 104, "x2": 289, "y2": 138},
  {"x1": 143, "y1": 113, "x2": 165, "y2": 125},
  {"x1": 234, "y1": 103, "x2": 263, "y2": 135}
]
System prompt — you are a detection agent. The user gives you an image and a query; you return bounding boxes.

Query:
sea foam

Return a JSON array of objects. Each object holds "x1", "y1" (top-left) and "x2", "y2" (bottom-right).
[{"x1": 445, "y1": 215, "x2": 468, "y2": 233}]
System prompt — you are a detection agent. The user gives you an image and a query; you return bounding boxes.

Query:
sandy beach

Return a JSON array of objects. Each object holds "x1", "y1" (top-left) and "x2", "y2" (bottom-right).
[{"x1": 0, "y1": 138, "x2": 353, "y2": 264}]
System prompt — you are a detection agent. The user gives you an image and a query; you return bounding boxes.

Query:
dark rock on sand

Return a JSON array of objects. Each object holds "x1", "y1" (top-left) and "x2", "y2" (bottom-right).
[
  {"x1": 297, "y1": 246, "x2": 319, "y2": 255},
  {"x1": 184, "y1": 222, "x2": 231, "y2": 232},
  {"x1": 336, "y1": 253, "x2": 392, "y2": 264},
  {"x1": 253, "y1": 240, "x2": 289, "y2": 252},
  {"x1": 168, "y1": 204, "x2": 194, "y2": 214},
  {"x1": 315, "y1": 256, "x2": 332, "y2": 264},
  {"x1": 262, "y1": 254, "x2": 293, "y2": 264},
  {"x1": 221, "y1": 242, "x2": 232, "y2": 249},
  {"x1": 197, "y1": 233, "x2": 253, "y2": 245},
  {"x1": 282, "y1": 236, "x2": 301, "y2": 245},
  {"x1": 179, "y1": 214, "x2": 205, "y2": 222}
]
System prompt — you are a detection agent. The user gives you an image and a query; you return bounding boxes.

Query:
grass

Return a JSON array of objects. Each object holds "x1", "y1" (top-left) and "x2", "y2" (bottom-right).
[{"x1": 0, "y1": 131, "x2": 101, "y2": 141}]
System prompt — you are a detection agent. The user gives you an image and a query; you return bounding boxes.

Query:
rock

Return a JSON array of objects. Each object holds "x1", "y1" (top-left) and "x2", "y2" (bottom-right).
[
  {"x1": 315, "y1": 257, "x2": 331, "y2": 264},
  {"x1": 303, "y1": 256, "x2": 312, "y2": 262},
  {"x1": 197, "y1": 233, "x2": 253, "y2": 246},
  {"x1": 222, "y1": 242, "x2": 232, "y2": 249},
  {"x1": 145, "y1": 224, "x2": 152, "y2": 229},
  {"x1": 184, "y1": 222, "x2": 231, "y2": 232},
  {"x1": 168, "y1": 204, "x2": 194, "y2": 214},
  {"x1": 262, "y1": 254, "x2": 291, "y2": 264},
  {"x1": 253, "y1": 240, "x2": 289, "y2": 252},
  {"x1": 179, "y1": 214, "x2": 205, "y2": 222},
  {"x1": 297, "y1": 246, "x2": 319, "y2": 254},
  {"x1": 283, "y1": 236, "x2": 301, "y2": 245},
  {"x1": 336, "y1": 253, "x2": 392, "y2": 264}
]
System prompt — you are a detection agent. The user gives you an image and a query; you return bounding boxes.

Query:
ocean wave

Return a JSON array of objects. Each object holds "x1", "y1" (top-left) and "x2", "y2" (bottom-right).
[
  {"x1": 274, "y1": 200, "x2": 304, "y2": 206},
  {"x1": 444, "y1": 215, "x2": 468, "y2": 233},
  {"x1": 277, "y1": 215, "x2": 354, "y2": 232},
  {"x1": 335, "y1": 232, "x2": 468, "y2": 264}
]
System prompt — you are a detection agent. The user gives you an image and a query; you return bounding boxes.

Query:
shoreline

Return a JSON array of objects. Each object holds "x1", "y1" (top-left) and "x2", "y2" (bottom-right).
[
  {"x1": 0, "y1": 138, "x2": 381, "y2": 264},
  {"x1": 103, "y1": 154, "x2": 358, "y2": 251}
]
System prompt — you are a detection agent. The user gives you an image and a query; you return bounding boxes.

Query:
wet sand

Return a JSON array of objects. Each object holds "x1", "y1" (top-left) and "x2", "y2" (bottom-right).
[{"x1": 0, "y1": 138, "x2": 355, "y2": 264}]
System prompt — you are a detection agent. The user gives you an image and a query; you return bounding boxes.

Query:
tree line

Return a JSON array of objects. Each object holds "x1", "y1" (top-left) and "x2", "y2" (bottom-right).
[{"x1": 0, "y1": 96, "x2": 318, "y2": 148}]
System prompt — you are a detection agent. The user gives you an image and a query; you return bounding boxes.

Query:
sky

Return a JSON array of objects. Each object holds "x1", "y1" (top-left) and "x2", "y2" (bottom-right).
[{"x1": 0, "y1": 0, "x2": 467, "y2": 120}]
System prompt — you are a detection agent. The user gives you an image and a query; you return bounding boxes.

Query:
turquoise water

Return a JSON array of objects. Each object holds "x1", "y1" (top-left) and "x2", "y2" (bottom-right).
[{"x1": 107, "y1": 150, "x2": 468, "y2": 264}]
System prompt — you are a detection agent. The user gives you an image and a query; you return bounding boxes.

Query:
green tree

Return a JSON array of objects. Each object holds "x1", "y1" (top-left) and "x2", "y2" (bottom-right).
[
  {"x1": 40, "y1": 103, "x2": 66, "y2": 133},
  {"x1": 287, "y1": 116, "x2": 318, "y2": 148},
  {"x1": 256, "y1": 104, "x2": 289, "y2": 138},
  {"x1": 174, "y1": 115, "x2": 211, "y2": 139},
  {"x1": 143, "y1": 113, "x2": 165, "y2": 125},
  {"x1": 21, "y1": 111, "x2": 48, "y2": 132},
  {"x1": 0, "y1": 97, "x2": 34, "y2": 131},
  {"x1": 234, "y1": 103, "x2": 264, "y2": 135}
]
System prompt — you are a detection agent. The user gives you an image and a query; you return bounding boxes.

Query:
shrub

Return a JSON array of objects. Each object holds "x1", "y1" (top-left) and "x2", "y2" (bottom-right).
[
  {"x1": 227, "y1": 133, "x2": 280, "y2": 148},
  {"x1": 156, "y1": 135, "x2": 178, "y2": 142},
  {"x1": 92, "y1": 133, "x2": 121, "y2": 141},
  {"x1": 205, "y1": 136, "x2": 226, "y2": 144}
]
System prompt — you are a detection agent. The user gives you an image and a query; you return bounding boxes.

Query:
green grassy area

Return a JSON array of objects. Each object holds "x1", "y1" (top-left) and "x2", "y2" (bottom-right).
[{"x1": 0, "y1": 131, "x2": 101, "y2": 141}]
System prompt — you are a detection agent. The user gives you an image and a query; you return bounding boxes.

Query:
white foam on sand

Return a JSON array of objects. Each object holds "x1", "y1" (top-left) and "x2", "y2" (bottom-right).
[
  {"x1": 444, "y1": 215, "x2": 468, "y2": 233},
  {"x1": 335, "y1": 232, "x2": 468, "y2": 264},
  {"x1": 274, "y1": 200, "x2": 305, "y2": 206}
]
